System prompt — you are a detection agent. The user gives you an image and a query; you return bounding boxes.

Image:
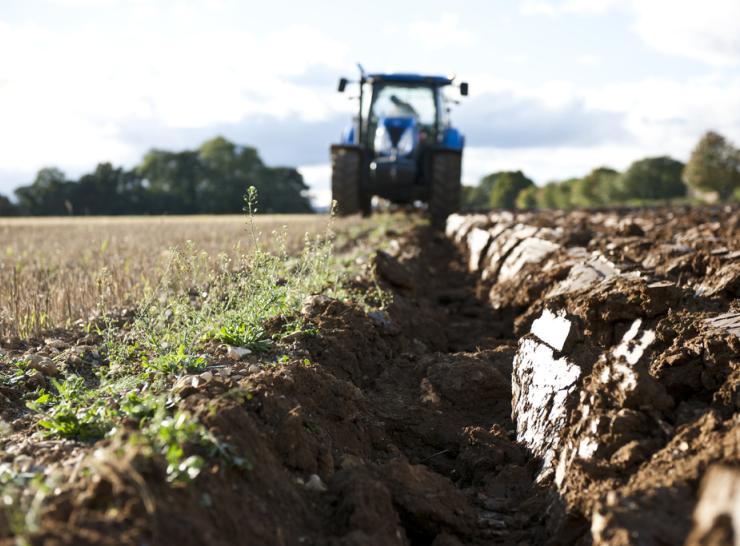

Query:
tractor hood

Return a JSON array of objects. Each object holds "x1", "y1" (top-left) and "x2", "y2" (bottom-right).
[{"x1": 374, "y1": 116, "x2": 418, "y2": 156}]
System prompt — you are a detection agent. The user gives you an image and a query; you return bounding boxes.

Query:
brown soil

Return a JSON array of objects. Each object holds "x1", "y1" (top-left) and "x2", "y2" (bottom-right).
[{"x1": 1, "y1": 206, "x2": 739, "y2": 546}]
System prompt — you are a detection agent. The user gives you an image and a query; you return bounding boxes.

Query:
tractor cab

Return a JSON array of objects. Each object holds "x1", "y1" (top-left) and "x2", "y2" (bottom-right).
[{"x1": 332, "y1": 69, "x2": 468, "y2": 226}]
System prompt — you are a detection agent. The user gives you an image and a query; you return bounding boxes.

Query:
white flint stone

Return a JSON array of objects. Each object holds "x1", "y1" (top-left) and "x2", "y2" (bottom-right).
[
  {"x1": 512, "y1": 337, "x2": 582, "y2": 473},
  {"x1": 687, "y1": 465, "x2": 740, "y2": 545},
  {"x1": 466, "y1": 228, "x2": 492, "y2": 272},
  {"x1": 226, "y1": 346, "x2": 252, "y2": 360},
  {"x1": 305, "y1": 474, "x2": 328, "y2": 492},
  {"x1": 577, "y1": 436, "x2": 599, "y2": 460},
  {"x1": 445, "y1": 214, "x2": 467, "y2": 239},
  {"x1": 530, "y1": 309, "x2": 576, "y2": 353},
  {"x1": 612, "y1": 319, "x2": 655, "y2": 365}
]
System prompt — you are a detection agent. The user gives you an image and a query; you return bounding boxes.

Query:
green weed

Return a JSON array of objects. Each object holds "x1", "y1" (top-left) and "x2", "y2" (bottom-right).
[
  {"x1": 212, "y1": 321, "x2": 271, "y2": 352},
  {"x1": 26, "y1": 376, "x2": 114, "y2": 440}
]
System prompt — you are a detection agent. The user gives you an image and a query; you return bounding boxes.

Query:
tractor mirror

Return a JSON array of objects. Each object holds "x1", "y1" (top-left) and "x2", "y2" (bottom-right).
[
  {"x1": 338, "y1": 78, "x2": 348, "y2": 93},
  {"x1": 460, "y1": 82, "x2": 469, "y2": 96}
]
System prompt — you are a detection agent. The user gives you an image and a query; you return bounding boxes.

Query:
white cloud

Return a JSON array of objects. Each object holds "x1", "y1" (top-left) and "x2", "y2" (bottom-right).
[
  {"x1": 298, "y1": 164, "x2": 331, "y2": 208},
  {"x1": 630, "y1": 0, "x2": 740, "y2": 66},
  {"x1": 408, "y1": 13, "x2": 474, "y2": 49},
  {"x1": 520, "y1": 0, "x2": 617, "y2": 16},
  {"x1": 519, "y1": 1, "x2": 556, "y2": 16},
  {"x1": 0, "y1": 17, "x2": 350, "y2": 179},
  {"x1": 520, "y1": 0, "x2": 740, "y2": 65},
  {"x1": 459, "y1": 71, "x2": 740, "y2": 185}
]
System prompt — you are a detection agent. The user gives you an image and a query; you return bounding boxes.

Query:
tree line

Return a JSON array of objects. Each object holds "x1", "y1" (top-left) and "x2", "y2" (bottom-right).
[
  {"x1": 0, "y1": 137, "x2": 313, "y2": 216},
  {"x1": 463, "y1": 130, "x2": 740, "y2": 211}
]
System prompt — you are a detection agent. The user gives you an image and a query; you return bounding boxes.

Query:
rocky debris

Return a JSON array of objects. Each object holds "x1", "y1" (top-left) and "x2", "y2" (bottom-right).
[
  {"x1": 367, "y1": 310, "x2": 392, "y2": 329},
  {"x1": 304, "y1": 473, "x2": 328, "y2": 492},
  {"x1": 696, "y1": 262, "x2": 740, "y2": 298},
  {"x1": 225, "y1": 346, "x2": 251, "y2": 360},
  {"x1": 301, "y1": 294, "x2": 331, "y2": 316},
  {"x1": 44, "y1": 338, "x2": 68, "y2": 351},
  {"x1": 373, "y1": 250, "x2": 415, "y2": 289},
  {"x1": 25, "y1": 354, "x2": 58, "y2": 376},
  {"x1": 685, "y1": 465, "x2": 740, "y2": 546}
]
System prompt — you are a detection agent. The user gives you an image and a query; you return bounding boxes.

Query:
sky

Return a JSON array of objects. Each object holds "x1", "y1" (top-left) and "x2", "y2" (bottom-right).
[{"x1": 1, "y1": 0, "x2": 739, "y2": 206}]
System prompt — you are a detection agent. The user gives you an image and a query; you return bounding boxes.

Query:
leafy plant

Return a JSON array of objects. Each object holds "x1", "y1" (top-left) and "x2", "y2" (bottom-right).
[
  {"x1": 132, "y1": 408, "x2": 250, "y2": 483},
  {"x1": 0, "y1": 464, "x2": 53, "y2": 538},
  {"x1": 143, "y1": 344, "x2": 207, "y2": 375},
  {"x1": 212, "y1": 321, "x2": 271, "y2": 352},
  {"x1": 26, "y1": 376, "x2": 114, "y2": 440}
]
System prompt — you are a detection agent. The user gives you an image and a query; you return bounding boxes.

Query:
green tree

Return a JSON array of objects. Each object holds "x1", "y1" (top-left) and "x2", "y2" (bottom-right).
[
  {"x1": 12, "y1": 137, "x2": 314, "y2": 216},
  {"x1": 462, "y1": 176, "x2": 498, "y2": 210},
  {"x1": 14, "y1": 167, "x2": 74, "y2": 215},
  {"x1": 537, "y1": 178, "x2": 577, "y2": 209},
  {"x1": 0, "y1": 194, "x2": 18, "y2": 216},
  {"x1": 73, "y1": 163, "x2": 148, "y2": 214},
  {"x1": 195, "y1": 137, "x2": 311, "y2": 213},
  {"x1": 484, "y1": 171, "x2": 535, "y2": 209},
  {"x1": 137, "y1": 149, "x2": 203, "y2": 213},
  {"x1": 259, "y1": 167, "x2": 312, "y2": 213},
  {"x1": 570, "y1": 167, "x2": 619, "y2": 207},
  {"x1": 684, "y1": 131, "x2": 740, "y2": 201},
  {"x1": 460, "y1": 185, "x2": 478, "y2": 211},
  {"x1": 515, "y1": 186, "x2": 539, "y2": 210},
  {"x1": 619, "y1": 156, "x2": 686, "y2": 202}
]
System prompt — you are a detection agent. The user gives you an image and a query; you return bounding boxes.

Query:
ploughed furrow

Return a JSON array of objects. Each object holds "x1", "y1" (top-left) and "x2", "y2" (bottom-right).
[
  {"x1": 447, "y1": 206, "x2": 739, "y2": 546},
  {"x1": 3, "y1": 207, "x2": 737, "y2": 546}
]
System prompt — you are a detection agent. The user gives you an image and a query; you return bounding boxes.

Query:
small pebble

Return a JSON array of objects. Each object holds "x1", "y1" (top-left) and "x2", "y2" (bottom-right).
[
  {"x1": 26, "y1": 354, "x2": 58, "y2": 376},
  {"x1": 304, "y1": 474, "x2": 327, "y2": 492},
  {"x1": 226, "y1": 346, "x2": 252, "y2": 360}
]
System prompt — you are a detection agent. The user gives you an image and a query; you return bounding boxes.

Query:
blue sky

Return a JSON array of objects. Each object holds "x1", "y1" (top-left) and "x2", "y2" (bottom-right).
[{"x1": 1, "y1": 0, "x2": 739, "y2": 205}]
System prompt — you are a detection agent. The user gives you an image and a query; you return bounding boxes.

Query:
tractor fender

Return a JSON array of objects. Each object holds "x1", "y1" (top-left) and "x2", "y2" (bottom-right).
[{"x1": 441, "y1": 127, "x2": 465, "y2": 150}]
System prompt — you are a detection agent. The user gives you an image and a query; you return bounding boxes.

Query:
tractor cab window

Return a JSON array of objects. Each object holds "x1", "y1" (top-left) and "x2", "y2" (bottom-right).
[{"x1": 370, "y1": 85, "x2": 437, "y2": 126}]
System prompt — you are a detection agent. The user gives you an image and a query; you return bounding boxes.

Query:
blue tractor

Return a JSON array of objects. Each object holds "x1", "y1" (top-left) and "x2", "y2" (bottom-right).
[{"x1": 331, "y1": 67, "x2": 468, "y2": 227}]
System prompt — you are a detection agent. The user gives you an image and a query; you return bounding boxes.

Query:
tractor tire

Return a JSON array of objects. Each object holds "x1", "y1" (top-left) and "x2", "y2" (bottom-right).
[
  {"x1": 429, "y1": 150, "x2": 462, "y2": 229},
  {"x1": 331, "y1": 146, "x2": 362, "y2": 216},
  {"x1": 359, "y1": 192, "x2": 372, "y2": 217}
]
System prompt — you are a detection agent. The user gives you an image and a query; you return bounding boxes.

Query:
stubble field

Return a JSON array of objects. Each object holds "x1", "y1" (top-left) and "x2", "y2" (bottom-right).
[{"x1": 0, "y1": 214, "x2": 360, "y2": 340}]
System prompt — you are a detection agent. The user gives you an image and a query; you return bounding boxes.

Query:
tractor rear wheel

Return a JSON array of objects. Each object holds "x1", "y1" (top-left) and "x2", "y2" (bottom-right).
[
  {"x1": 331, "y1": 146, "x2": 362, "y2": 216},
  {"x1": 429, "y1": 150, "x2": 462, "y2": 229},
  {"x1": 359, "y1": 192, "x2": 372, "y2": 217}
]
